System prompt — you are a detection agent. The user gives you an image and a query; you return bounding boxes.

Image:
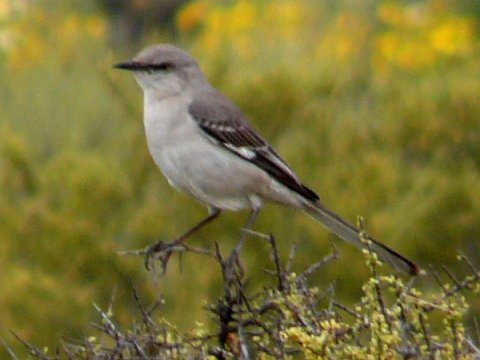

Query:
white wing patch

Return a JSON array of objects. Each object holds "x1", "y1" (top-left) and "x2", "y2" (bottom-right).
[{"x1": 224, "y1": 143, "x2": 256, "y2": 159}]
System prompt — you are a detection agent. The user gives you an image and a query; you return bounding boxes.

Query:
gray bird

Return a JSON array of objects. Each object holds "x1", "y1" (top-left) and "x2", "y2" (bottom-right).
[{"x1": 114, "y1": 44, "x2": 419, "y2": 275}]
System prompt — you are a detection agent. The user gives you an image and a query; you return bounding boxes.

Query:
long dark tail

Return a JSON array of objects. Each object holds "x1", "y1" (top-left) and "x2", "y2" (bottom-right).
[{"x1": 303, "y1": 201, "x2": 420, "y2": 275}]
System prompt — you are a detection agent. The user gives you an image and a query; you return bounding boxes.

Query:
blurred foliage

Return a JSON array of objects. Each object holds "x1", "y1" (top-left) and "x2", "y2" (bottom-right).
[
  {"x1": 96, "y1": 0, "x2": 188, "y2": 45},
  {"x1": 0, "y1": 0, "x2": 480, "y2": 357}
]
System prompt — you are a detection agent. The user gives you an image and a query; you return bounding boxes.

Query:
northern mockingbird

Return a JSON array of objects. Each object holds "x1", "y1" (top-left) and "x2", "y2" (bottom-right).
[{"x1": 114, "y1": 44, "x2": 419, "y2": 275}]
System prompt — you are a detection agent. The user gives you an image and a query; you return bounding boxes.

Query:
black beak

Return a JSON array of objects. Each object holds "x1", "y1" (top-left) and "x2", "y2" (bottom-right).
[{"x1": 113, "y1": 60, "x2": 141, "y2": 70}]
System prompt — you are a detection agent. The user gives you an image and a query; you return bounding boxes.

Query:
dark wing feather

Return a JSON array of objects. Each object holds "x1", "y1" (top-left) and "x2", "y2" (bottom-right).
[{"x1": 188, "y1": 91, "x2": 319, "y2": 202}]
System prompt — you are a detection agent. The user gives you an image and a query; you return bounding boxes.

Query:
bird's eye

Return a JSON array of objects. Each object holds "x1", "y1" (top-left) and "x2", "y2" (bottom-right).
[
  {"x1": 158, "y1": 63, "x2": 172, "y2": 70},
  {"x1": 147, "y1": 62, "x2": 174, "y2": 71}
]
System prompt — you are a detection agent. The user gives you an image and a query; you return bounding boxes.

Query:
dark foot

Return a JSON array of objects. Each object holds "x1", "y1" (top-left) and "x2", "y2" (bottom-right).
[{"x1": 144, "y1": 240, "x2": 184, "y2": 272}]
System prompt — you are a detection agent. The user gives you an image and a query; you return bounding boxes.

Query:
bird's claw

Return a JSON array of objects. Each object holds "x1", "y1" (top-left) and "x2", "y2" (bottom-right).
[{"x1": 144, "y1": 240, "x2": 182, "y2": 272}]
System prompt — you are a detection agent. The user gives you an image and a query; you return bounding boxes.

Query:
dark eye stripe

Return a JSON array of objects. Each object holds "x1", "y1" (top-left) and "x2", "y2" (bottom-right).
[{"x1": 145, "y1": 62, "x2": 174, "y2": 71}]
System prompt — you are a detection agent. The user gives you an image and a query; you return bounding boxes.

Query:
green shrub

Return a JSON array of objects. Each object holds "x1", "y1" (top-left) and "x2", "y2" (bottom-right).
[{"x1": 13, "y1": 232, "x2": 480, "y2": 359}]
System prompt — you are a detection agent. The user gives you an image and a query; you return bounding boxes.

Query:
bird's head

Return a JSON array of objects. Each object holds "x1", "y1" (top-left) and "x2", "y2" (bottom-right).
[{"x1": 114, "y1": 44, "x2": 204, "y2": 97}]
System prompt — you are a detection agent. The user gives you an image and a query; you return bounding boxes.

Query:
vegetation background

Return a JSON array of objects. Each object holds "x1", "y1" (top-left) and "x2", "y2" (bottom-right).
[{"x1": 0, "y1": 0, "x2": 479, "y2": 356}]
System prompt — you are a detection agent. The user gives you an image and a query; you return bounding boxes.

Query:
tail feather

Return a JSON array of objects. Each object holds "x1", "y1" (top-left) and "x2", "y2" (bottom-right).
[{"x1": 303, "y1": 202, "x2": 420, "y2": 275}]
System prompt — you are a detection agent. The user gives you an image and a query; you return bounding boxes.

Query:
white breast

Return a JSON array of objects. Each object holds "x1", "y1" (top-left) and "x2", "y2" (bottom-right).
[{"x1": 143, "y1": 92, "x2": 193, "y2": 187}]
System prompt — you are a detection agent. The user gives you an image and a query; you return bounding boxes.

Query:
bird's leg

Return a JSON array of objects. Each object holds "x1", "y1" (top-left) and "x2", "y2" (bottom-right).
[
  {"x1": 239, "y1": 209, "x2": 260, "y2": 244},
  {"x1": 145, "y1": 207, "x2": 221, "y2": 270},
  {"x1": 227, "y1": 209, "x2": 260, "y2": 273}
]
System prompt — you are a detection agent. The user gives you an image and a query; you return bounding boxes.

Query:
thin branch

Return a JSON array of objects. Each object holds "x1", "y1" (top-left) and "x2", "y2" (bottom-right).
[
  {"x1": 285, "y1": 243, "x2": 298, "y2": 273},
  {"x1": 268, "y1": 233, "x2": 285, "y2": 291},
  {"x1": 298, "y1": 244, "x2": 337, "y2": 279},
  {"x1": 11, "y1": 332, "x2": 52, "y2": 360},
  {"x1": 1, "y1": 337, "x2": 19, "y2": 360}
]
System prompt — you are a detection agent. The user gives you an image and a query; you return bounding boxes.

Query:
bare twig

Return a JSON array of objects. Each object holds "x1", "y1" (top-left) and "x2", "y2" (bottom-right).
[
  {"x1": 11, "y1": 332, "x2": 52, "y2": 360},
  {"x1": 418, "y1": 310, "x2": 435, "y2": 360},
  {"x1": 285, "y1": 243, "x2": 298, "y2": 273},
  {"x1": 1, "y1": 337, "x2": 19, "y2": 360},
  {"x1": 298, "y1": 244, "x2": 337, "y2": 279},
  {"x1": 268, "y1": 233, "x2": 285, "y2": 291}
]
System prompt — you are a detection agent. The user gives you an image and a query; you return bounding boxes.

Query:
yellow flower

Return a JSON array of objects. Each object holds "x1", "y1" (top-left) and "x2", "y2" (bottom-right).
[
  {"x1": 177, "y1": 0, "x2": 210, "y2": 33},
  {"x1": 0, "y1": 0, "x2": 10, "y2": 19},
  {"x1": 430, "y1": 17, "x2": 473, "y2": 55},
  {"x1": 228, "y1": 1, "x2": 256, "y2": 35},
  {"x1": 59, "y1": 15, "x2": 80, "y2": 42},
  {"x1": 397, "y1": 40, "x2": 436, "y2": 70}
]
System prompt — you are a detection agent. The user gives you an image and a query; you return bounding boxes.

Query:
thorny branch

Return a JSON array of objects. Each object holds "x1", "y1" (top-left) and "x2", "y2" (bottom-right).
[{"x1": 10, "y1": 227, "x2": 480, "y2": 359}]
